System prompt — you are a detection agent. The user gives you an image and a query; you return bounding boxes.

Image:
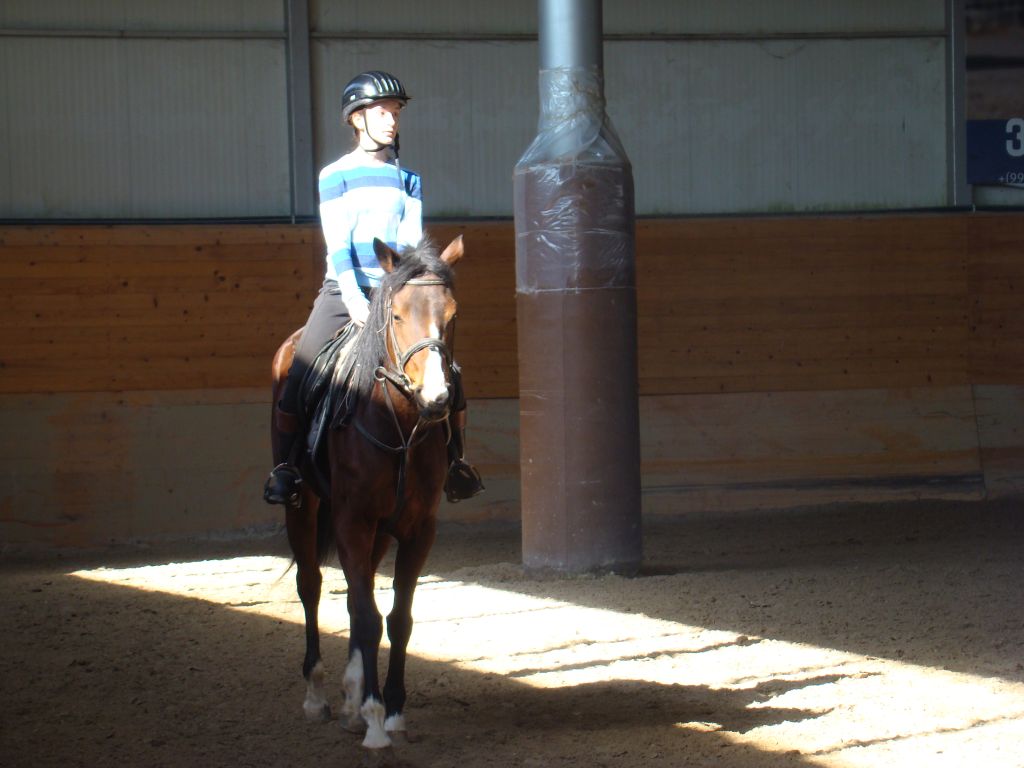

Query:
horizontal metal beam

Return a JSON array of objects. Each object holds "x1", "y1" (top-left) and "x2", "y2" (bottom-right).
[
  {"x1": 309, "y1": 30, "x2": 946, "y2": 42},
  {"x1": 0, "y1": 29, "x2": 284, "y2": 40},
  {"x1": 0, "y1": 28, "x2": 946, "y2": 43}
]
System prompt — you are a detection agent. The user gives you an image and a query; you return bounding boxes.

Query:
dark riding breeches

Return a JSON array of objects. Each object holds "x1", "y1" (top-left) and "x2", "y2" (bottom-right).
[{"x1": 280, "y1": 280, "x2": 351, "y2": 416}]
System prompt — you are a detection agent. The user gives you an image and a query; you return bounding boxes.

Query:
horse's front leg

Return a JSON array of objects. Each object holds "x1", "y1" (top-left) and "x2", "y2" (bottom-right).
[
  {"x1": 337, "y1": 518, "x2": 391, "y2": 749},
  {"x1": 383, "y1": 517, "x2": 437, "y2": 738}
]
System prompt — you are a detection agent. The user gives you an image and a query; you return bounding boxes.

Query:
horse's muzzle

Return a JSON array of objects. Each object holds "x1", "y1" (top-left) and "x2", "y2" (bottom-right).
[{"x1": 417, "y1": 391, "x2": 451, "y2": 423}]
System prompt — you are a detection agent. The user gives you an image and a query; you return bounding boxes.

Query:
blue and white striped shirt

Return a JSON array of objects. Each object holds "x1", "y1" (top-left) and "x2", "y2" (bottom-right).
[{"x1": 318, "y1": 150, "x2": 423, "y2": 314}]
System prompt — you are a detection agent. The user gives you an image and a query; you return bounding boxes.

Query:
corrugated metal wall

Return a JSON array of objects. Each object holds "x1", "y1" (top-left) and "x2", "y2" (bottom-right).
[
  {"x1": 0, "y1": 1, "x2": 289, "y2": 219},
  {"x1": 311, "y1": 0, "x2": 952, "y2": 216},
  {"x1": 1, "y1": 0, "x2": 955, "y2": 219}
]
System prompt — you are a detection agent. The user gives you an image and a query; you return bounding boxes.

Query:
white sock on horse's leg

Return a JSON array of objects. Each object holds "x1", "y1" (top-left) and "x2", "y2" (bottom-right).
[
  {"x1": 302, "y1": 660, "x2": 330, "y2": 722},
  {"x1": 361, "y1": 697, "x2": 392, "y2": 749},
  {"x1": 341, "y1": 650, "x2": 366, "y2": 732}
]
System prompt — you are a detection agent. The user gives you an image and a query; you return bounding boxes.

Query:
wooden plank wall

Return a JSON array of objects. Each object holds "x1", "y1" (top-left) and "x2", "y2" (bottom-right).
[
  {"x1": 0, "y1": 226, "x2": 322, "y2": 393},
  {"x1": 1, "y1": 214, "x2": 1023, "y2": 548},
  {"x1": 1, "y1": 214, "x2": 1020, "y2": 398}
]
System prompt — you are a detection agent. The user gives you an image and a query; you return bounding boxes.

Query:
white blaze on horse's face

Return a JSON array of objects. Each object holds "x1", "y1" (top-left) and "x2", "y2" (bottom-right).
[
  {"x1": 420, "y1": 321, "x2": 448, "y2": 407},
  {"x1": 393, "y1": 281, "x2": 455, "y2": 414}
]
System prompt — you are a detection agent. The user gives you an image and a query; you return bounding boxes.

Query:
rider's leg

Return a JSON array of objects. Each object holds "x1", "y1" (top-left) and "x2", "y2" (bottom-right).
[
  {"x1": 264, "y1": 282, "x2": 351, "y2": 506},
  {"x1": 264, "y1": 403, "x2": 303, "y2": 505},
  {"x1": 444, "y1": 365, "x2": 484, "y2": 503}
]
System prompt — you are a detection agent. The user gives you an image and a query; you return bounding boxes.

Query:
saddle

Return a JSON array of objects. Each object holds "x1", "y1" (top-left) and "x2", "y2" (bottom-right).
[{"x1": 296, "y1": 323, "x2": 361, "y2": 470}]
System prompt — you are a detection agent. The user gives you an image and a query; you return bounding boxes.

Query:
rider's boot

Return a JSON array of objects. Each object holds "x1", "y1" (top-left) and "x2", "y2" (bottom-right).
[
  {"x1": 263, "y1": 404, "x2": 302, "y2": 506},
  {"x1": 444, "y1": 408, "x2": 484, "y2": 503}
]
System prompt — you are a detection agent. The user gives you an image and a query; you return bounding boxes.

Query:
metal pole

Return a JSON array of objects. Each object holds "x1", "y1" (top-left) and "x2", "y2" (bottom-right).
[
  {"x1": 514, "y1": 0, "x2": 642, "y2": 573},
  {"x1": 539, "y1": 0, "x2": 602, "y2": 70},
  {"x1": 285, "y1": 0, "x2": 315, "y2": 220},
  {"x1": 946, "y1": 0, "x2": 969, "y2": 208}
]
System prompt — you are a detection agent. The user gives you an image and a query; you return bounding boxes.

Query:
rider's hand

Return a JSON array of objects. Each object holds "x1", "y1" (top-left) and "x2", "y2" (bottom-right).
[{"x1": 348, "y1": 300, "x2": 370, "y2": 327}]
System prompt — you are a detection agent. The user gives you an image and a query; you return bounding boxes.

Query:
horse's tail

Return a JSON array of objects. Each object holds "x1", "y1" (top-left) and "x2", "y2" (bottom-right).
[{"x1": 315, "y1": 499, "x2": 334, "y2": 566}]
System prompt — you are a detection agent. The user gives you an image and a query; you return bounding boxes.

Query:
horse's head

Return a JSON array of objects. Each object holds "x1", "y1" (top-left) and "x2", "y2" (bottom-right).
[{"x1": 373, "y1": 236, "x2": 463, "y2": 420}]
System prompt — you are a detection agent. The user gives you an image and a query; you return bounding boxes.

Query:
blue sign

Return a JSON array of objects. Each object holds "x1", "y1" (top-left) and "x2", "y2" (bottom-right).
[{"x1": 967, "y1": 118, "x2": 1024, "y2": 185}]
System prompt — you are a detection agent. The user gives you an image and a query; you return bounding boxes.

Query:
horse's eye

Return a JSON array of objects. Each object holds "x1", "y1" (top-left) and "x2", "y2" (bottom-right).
[{"x1": 393, "y1": 314, "x2": 403, "y2": 324}]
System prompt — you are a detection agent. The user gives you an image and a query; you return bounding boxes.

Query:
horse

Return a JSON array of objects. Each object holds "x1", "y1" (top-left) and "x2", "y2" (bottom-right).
[{"x1": 270, "y1": 235, "x2": 464, "y2": 750}]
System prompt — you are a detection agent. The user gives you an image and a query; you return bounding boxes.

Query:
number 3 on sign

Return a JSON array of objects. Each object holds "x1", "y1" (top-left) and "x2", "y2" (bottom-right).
[{"x1": 1008, "y1": 118, "x2": 1024, "y2": 158}]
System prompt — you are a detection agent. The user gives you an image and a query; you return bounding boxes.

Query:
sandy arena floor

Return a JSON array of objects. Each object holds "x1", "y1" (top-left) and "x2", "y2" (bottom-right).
[{"x1": 3, "y1": 499, "x2": 1024, "y2": 768}]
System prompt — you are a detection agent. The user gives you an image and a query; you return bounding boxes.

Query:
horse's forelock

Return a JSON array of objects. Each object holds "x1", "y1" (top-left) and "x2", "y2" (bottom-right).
[{"x1": 385, "y1": 239, "x2": 454, "y2": 289}]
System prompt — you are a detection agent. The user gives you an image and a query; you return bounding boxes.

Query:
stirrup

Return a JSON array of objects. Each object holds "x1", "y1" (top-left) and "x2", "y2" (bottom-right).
[
  {"x1": 444, "y1": 459, "x2": 484, "y2": 503},
  {"x1": 264, "y1": 463, "x2": 302, "y2": 506}
]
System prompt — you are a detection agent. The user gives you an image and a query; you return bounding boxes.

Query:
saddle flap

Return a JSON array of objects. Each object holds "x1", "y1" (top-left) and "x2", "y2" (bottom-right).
[{"x1": 299, "y1": 323, "x2": 360, "y2": 462}]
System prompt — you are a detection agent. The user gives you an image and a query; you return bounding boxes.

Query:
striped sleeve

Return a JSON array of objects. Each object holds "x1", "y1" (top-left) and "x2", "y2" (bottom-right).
[
  {"x1": 397, "y1": 170, "x2": 423, "y2": 250},
  {"x1": 319, "y1": 169, "x2": 369, "y2": 314}
]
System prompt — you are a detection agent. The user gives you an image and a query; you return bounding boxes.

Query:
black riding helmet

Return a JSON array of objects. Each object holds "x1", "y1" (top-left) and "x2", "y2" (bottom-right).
[{"x1": 341, "y1": 71, "x2": 410, "y2": 124}]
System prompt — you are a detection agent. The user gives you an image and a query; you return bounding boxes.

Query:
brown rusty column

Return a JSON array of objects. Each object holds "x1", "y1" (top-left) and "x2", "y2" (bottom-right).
[{"x1": 513, "y1": 0, "x2": 641, "y2": 573}]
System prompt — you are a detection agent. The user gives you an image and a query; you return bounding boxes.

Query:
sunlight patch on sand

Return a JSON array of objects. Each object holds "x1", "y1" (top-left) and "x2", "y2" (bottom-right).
[{"x1": 72, "y1": 556, "x2": 1024, "y2": 767}]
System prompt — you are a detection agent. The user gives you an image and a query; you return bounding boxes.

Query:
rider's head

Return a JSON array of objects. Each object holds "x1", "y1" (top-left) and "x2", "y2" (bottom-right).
[{"x1": 341, "y1": 71, "x2": 409, "y2": 152}]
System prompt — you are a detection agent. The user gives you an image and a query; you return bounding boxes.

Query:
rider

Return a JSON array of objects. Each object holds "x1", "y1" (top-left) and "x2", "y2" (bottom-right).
[{"x1": 264, "y1": 70, "x2": 484, "y2": 507}]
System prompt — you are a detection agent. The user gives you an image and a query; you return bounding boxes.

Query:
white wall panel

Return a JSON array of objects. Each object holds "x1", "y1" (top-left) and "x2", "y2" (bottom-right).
[
  {"x1": 311, "y1": 0, "x2": 944, "y2": 36},
  {"x1": 313, "y1": 0, "x2": 533, "y2": 35},
  {"x1": 1, "y1": 1, "x2": 954, "y2": 219},
  {"x1": 603, "y1": 0, "x2": 946, "y2": 35},
  {"x1": 0, "y1": 37, "x2": 289, "y2": 218},
  {"x1": 313, "y1": 39, "x2": 538, "y2": 217},
  {"x1": 122, "y1": 40, "x2": 289, "y2": 218},
  {"x1": 313, "y1": 36, "x2": 947, "y2": 217},
  {"x1": 2, "y1": 38, "x2": 133, "y2": 218},
  {"x1": 606, "y1": 38, "x2": 949, "y2": 214},
  {"x1": 0, "y1": 38, "x2": 12, "y2": 216},
  {"x1": 0, "y1": 0, "x2": 283, "y2": 32}
]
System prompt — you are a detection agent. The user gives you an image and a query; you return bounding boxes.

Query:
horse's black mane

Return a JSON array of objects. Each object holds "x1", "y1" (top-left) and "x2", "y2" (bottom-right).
[{"x1": 348, "y1": 238, "x2": 455, "y2": 397}]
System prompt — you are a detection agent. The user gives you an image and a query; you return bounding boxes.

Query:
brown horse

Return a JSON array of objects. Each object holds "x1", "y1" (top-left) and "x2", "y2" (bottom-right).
[{"x1": 271, "y1": 236, "x2": 464, "y2": 750}]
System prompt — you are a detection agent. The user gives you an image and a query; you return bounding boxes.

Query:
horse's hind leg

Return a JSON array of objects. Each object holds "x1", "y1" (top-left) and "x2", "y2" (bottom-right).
[
  {"x1": 383, "y1": 518, "x2": 437, "y2": 738},
  {"x1": 286, "y1": 497, "x2": 330, "y2": 722}
]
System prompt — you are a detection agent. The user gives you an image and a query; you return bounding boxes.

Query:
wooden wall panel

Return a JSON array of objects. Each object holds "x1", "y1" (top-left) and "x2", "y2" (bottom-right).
[
  {"x1": 0, "y1": 214, "x2": 1020, "y2": 399},
  {"x1": 2, "y1": 213, "x2": 1023, "y2": 547},
  {"x1": 0, "y1": 385, "x2": 1006, "y2": 549},
  {"x1": 0, "y1": 226, "x2": 322, "y2": 394},
  {"x1": 0, "y1": 389, "x2": 280, "y2": 548},
  {"x1": 968, "y1": 214, "x2": 1024, "y2": 384},
  {"x1": 635, "y1": 215, "x2": 972, "y2": 394},
  {"x1": 426, "y1": 222, "x2": 518, "y2": 400}
]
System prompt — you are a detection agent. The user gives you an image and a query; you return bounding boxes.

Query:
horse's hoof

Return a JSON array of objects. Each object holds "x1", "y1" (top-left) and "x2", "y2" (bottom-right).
[
  {"x1": 385, "y1": 714, "x2": 418, "y2": 743},
  {"x1": 389, "y1": 729, "x2": 419, "y2": 745},
  {"x1": 342, "y1": 713, "x2": 367, "y2": 734},
  {"x1": 303, "y1": 702, "x2": 331, "y2": 723}
]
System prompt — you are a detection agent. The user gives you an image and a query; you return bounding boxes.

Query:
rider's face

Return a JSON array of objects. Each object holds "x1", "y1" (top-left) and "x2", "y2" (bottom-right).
[{"x1": 354, "y1": 99, "x2": 402, "y2": 146}]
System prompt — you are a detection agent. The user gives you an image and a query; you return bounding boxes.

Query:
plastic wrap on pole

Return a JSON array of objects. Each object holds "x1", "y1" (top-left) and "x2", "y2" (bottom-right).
[
  {"x1": 514, "y1": 66, "x2": 635, "y2": 293},
  {"x1": 514, "y1": 56, "x2": 641, "y2": 574}
]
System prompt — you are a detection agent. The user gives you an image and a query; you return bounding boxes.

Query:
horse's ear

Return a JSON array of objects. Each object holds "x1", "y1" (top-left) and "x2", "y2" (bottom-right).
[
  {"x1": 374, "y1": 238, "x2": 400, "y2": 273},
  {"x1": 439, "y1": 235, "x2": 464, "y2": 268}
]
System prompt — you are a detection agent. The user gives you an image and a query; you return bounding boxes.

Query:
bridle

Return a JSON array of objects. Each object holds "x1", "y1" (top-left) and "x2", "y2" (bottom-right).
[
  {"x1": 352, "y1": 275, "x2": 455, "y2": 526},
  {"x1": 372, "y1": 276, "x2": 453, "y2": 402}
]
